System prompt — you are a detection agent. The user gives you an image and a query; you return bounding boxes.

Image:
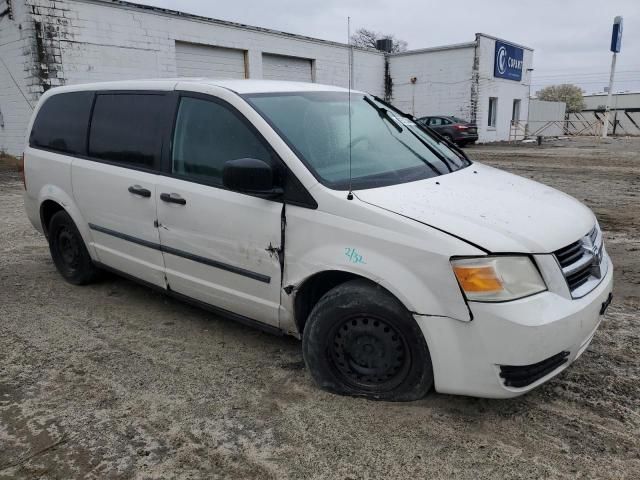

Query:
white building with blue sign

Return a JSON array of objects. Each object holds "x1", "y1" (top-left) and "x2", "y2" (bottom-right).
[
  {"x1": 0, "y1": 1, "x2": 533, "y2": 155},
  {"x1": 389, "y1": 33, "x2": 534, "y2": 142}
]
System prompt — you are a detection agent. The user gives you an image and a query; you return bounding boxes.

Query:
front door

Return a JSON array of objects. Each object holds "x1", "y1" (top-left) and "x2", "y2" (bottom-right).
[{"x1": 155, "y1": 93, "x2": 283, "y2": 326}]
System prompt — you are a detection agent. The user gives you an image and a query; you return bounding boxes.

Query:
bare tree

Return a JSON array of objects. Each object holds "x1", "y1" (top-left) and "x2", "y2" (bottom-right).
[
  {"x1": 536, "y1": 84, "x2": 586, "y2": 113},
  {"x1": 350, "y1": 27, "x2": 408, "y2": 53}
]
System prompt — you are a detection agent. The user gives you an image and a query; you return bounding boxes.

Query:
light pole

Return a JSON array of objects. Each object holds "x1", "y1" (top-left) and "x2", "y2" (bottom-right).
[{"x1": 603, "y1": 16, "x2": 623, "y2": 138}]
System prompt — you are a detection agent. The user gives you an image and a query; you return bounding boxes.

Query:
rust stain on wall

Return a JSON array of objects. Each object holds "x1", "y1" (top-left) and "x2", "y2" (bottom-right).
[{"x1": 29, "y1": 1, "x2": 72, "y2": 93}]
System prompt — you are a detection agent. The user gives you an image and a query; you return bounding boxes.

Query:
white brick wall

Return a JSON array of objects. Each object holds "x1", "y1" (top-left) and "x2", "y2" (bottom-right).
[
  {"x1": 474, "y1": 34, "x2": 534, "y2": 142},
  {"x1": 388, "y1": 44, "x2": 475, "y2": 121},
  {"x1": 0, "y1": 0, "x2": 37, "y2": 155},
  {"x1": 388, "y1": 35, "x2": 534, "y2": 143}
]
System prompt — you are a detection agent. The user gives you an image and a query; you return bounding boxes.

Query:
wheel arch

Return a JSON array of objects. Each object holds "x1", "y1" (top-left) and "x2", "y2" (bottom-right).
[
  {"x1": 291, "y1": 269, "x2": 414, "y2": 336},
  {"x1": 36, "y1": 186, "x2": 97, "y2": 260},
  {"x1": 40, "y1": 199, "x2": 65, "y2": 239}
]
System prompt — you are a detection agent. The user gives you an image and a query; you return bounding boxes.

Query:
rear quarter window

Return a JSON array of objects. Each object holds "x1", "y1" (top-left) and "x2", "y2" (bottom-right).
[{"x1": 30, "y1": 92, "x2": 94, "y2": 155}]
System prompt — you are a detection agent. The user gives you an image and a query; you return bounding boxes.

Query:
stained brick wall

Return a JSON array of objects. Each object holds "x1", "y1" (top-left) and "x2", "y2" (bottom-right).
[{"x1": 0, "y1": 0, "x2": 37, "y2": 154}]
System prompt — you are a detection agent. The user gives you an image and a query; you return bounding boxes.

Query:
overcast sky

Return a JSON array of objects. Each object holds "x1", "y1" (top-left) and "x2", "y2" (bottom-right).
[{"x1": 132, "y1": 0, "x2": 639, "y2": 94}]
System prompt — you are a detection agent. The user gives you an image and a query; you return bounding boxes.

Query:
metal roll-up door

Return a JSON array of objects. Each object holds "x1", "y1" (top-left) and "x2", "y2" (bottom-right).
[
  {"x1": 175, "y1": 42, "x2": 246, "y2": 79},
  {"x1": 262, "y1": 53, "x2": 313, "y2": 82}
]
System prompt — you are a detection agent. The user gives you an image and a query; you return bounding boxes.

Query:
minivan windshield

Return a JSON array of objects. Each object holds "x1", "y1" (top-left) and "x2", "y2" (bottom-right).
[{"x1": 244, "y1": 92, "x2": 471, "y2": 190}]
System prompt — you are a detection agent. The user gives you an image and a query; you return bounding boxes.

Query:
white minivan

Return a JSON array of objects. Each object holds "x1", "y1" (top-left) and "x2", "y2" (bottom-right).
[{"x1": 23, "y1": 79, "x2": 613, "y2": 400}]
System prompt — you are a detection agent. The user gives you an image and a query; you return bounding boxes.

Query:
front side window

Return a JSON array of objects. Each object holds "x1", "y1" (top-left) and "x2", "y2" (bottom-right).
[
  {"x1": 30, "y1": 92, "x2": 94, "y2": 154},
  {"x1": 245, "y1": 92, "x2": 469, "y2": 190},
  {"x1": 89, "y1": 94, "x2": 167, "y2": 168},
  {"x1": 172, "y1": 97, "x2": 273, "y2": 185}
]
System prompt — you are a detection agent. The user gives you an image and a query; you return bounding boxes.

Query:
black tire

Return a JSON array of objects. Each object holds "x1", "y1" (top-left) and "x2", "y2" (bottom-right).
[
  {"x1": 442, "y1": 134, "x2": 454, "y2": 144},
  {"x1": 302, "y1": 279, "x2": 433, "y2": 401},
  {"x1": 48, "y1": 210, "x2": 100, "y2": 285}
]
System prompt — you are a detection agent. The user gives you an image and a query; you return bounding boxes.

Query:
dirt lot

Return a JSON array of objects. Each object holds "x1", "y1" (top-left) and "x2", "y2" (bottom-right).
[{"x1": 1, "y1": 138, "x2": 639, "y2": 479}]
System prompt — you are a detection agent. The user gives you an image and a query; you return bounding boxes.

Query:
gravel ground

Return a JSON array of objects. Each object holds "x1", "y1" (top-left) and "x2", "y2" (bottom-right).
[{"x1": 1, "y1": 137, "x2": 639, "y2": 479}]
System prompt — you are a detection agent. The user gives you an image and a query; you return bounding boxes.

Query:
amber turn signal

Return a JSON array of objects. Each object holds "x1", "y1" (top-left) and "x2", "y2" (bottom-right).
[{"x1": 452, "y1": 265, "x2": 503, "y2": 293}]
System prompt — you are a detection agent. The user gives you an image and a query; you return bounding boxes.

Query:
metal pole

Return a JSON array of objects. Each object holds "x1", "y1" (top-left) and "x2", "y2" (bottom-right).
[{"x1": 602, "y1": 52, "x2": 617, "y2": 138}]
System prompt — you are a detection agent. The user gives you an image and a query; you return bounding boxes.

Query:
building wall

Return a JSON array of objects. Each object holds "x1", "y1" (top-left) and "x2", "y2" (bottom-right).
[
  {"x1": 474, "y1": 34, "x2": 534, "y2": 142},
  {"x1": 0, "y1": 0, "x2": 385, "y2": 155},
  {"x1": 0, "y1": 0, "x2": 38, "y2": 155},
  {"x1": 1, "y1": 1, "x2": 534, "y2": 154},
  {"x1": 388, "y1": 44, "x2": 475, "y2": 121}
]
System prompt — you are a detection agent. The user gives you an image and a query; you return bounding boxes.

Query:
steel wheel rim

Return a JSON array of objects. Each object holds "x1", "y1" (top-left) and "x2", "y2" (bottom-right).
[
  {"x1": 329, "y1": 314, "x2": 411, "y2": 391},
  {"x1": 57, "y1": 227, "x2": 81, "y2": 270}
]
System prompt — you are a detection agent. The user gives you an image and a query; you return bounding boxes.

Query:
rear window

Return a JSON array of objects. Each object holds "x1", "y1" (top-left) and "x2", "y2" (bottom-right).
[
  {"x1": 88, "y1": 93, "x2": 168, "y2": 169},
  {"x1": 30, "y1": 92, "x2": 94, "y2": 155}
]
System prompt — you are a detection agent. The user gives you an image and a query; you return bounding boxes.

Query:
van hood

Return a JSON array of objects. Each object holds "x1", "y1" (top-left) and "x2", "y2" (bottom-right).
[{"x1": 356, "y1": 163, "x2": 595, "y2": 253}]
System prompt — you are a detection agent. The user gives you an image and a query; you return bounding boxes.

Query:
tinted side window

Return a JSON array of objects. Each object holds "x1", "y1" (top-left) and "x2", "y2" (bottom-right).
[
  {"x1": 30, "y1": 92, "x2": 94, "y2": 155},
  {"x1": 89, "y1": 94, "x2": 167, "y2": 168},
  {"x1": 172, "y1": 97, "x2": 272, "y2": 185},
  {"x1": 429, "y1": 118, "x2": 442, "y2": 126},
  {"x1": 441, "y1": 118, "x2": 452, "y2": 125}
]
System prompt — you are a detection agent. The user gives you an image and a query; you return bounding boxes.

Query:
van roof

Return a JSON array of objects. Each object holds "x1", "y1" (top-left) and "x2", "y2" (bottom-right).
[{"x1": 45, "y1": 79, "x2": 359, "y2": 95}]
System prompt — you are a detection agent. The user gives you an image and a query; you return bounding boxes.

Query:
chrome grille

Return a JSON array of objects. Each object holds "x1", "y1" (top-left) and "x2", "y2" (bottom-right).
[{"x1": 554, "y1": 224, "x2": 607, "y2": 298}]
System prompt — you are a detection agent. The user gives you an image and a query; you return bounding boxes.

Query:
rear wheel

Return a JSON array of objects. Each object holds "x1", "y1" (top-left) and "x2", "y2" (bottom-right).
[
  {"x1": 48, "y1": 210, "x2": 100, "y2": 285},
  {"x1": 302, "y1": 279, "x2": 433, "y2": 401},
  {"x1": 442, "y1": 134, "x2": 454, "y2": 144}
]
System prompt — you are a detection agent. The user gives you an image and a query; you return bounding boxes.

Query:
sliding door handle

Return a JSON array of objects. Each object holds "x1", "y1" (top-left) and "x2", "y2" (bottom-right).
[
  {"x1": 160, "y1": 192, "x2": 186, "y2": 205},
  {"x1": 128, "y1": 185, "x2": 151, "y2": 197}
]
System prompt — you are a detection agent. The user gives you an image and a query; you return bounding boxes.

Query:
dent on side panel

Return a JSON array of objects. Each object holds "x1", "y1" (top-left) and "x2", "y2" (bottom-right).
[{"x1": 281, "y1": 201, "x2": 475, "y2": 325}]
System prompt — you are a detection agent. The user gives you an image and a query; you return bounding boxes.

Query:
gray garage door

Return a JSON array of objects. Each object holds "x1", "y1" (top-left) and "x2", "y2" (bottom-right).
[
  {"x1": 175, "y1": 42, "x2": 246, "y2": 79},
  {"x1": 262, "y1": 53, "x2": 313, "y2": 82}
]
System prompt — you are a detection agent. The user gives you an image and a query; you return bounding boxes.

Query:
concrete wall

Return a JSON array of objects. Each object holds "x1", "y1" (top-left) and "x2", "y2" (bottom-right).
[
  {"x1": 583, "y1": 92, "x2": 640, "y2": 110},
  {"x1": 474, "y1": 34, "x2": 534, "y2": 143},
  {"x1": 388, "y1": 44, "x2": 475, "y2": 121},
  {"x1": 0, "y1": 0, "x2": 385, "y2": 155}
]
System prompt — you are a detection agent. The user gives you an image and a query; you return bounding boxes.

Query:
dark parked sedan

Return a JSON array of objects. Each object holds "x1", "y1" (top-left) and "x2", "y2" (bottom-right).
[{"x1": 417, "y1": 116, "x2": 478, "y2": 146}]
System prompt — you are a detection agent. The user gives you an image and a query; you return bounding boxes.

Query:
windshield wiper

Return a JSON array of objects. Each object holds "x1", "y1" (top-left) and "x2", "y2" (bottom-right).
[
  {"x1": 363, "y1": 96, "x2": 403, "y2": 133},
  {"x1": 372, "y1": 95, "x2": 470, "y2": 163}
]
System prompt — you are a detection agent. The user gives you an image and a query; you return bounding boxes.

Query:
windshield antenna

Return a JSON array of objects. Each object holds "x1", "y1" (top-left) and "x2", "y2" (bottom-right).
[{"x1": 347, "y1": 16, "x2": 354, "y2": 200}]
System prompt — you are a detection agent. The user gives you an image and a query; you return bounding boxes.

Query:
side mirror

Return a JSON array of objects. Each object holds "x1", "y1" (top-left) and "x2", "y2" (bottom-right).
[{"x1": 222, "y1": 158, "x2": 283, "y2": 197}]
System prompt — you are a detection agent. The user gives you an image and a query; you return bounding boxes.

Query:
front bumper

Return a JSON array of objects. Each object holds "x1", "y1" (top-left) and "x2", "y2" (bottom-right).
[{"x1": 415, "y1": 255, "x2": 614, "y2": 398}]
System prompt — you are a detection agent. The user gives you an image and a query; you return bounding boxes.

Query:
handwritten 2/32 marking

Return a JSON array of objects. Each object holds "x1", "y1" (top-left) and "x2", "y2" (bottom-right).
[{"x1": 345, "y1": 247, "x2": 366, "y2": 264}]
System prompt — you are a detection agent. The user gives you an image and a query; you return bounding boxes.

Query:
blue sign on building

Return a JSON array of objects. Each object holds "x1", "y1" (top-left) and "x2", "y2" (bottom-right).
[{"x1": 494, "y1": 41, "x2": 524, "y2": 81}]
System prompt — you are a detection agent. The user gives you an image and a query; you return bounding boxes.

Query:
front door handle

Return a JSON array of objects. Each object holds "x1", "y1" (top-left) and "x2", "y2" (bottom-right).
[
  {"x1": 128, "y1": 185, "x2": 151, "y2": 197},
  {"x1": 160, "y1": 192, "x2": 186, "y2": 205}
]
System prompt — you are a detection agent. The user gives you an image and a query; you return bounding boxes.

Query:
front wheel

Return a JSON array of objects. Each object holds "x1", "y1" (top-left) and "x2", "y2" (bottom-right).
[{"x1": 302, "y1": 279, "x2": 433, "y2": 401}]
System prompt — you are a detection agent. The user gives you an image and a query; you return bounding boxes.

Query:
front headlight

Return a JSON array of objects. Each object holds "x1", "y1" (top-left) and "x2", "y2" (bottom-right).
[{"x1": 451, "y1": 256, "x2": 546, "y2": 302}]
